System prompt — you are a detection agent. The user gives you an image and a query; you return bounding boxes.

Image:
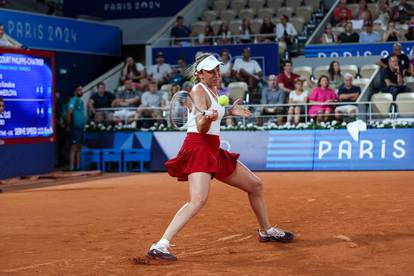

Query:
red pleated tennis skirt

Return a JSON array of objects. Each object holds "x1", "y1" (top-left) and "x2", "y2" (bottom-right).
[{"x1": 165, "y1": 132, "x2": 239, "y2": 182}]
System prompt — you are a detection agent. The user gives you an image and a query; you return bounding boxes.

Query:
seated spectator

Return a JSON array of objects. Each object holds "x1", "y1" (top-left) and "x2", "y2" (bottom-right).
[
  {"x1": 373, "y1": 0, "x2": 392, "y2": 28},
  {"x1": 287, "y1": 79, "x2": 309, "y2": 125},
  {"x1": 112, "y1": 79, "x2": 140, "y2": 123},
  {"x1": 220, "y1": 49, "x2": 233, "y2": 86},
  {"x1": 169, "y1": 56, "x2": 187, "y2": 86},
  {"x1": 380, "y1": 55, "x2": 407, "y2": 100},
  {"x1": 359, "y1": 21, "x2": 381, "y2": 43},
  {"x1": 233, "y1": 47, "x2": 263, "y2": 93},
  {"x1": 335, "y1": 73, "x2": 361, "y2": 122},
  {"x1": 383, "y1": 21, "x2": 401, "y2": 41},
  {"x1": 87, "y1": 82, "x2": 115, "y2": 123},
  {"x1": 182, "y1": 81, "x2": 194, "y2": 93},
  {"x1": 137, "y1": 81, "x2": 163, "y2": 127},
  {"x1": 170, "y1": 15, "x2": 192, "y2": 47},
  {"x1": 333, "y1": 0, "x2": 352, "y2": 26},
  {"x1": 277, "y1": 60, "x2": 311, "y2": 94},
  {"x1": 406, "y1": 18, "x2": 414, "y2": 40},
  {"x1": 197, "y1": 24, "x2": 214, "y2": 45},
  {"x1": 120, "y1": 56, "x2": 146, "y2": 86},
  {"x1": 328, "y1": 61, "x2": 344, "y2": 89},
  {"x1": 355, "y1": 0, "x2": 368, "y2": 18},
  {"x1": 217, "y1": 22, "x2": 232, "y2": 45},
  {"x1": 239, "y1": 18, "x2": 253, "y2": 44},
  {"x1": 276, "y1": 15, "x2": 297, "y2": 55},
  {"x1": 378, "y1": 42, "x2": 410, "y2": 75},
  {"x1": 320, "y1": 23, "x2": 337, "y2": 44},
  {"x1": 0, "y1": 23, "x2": 21, "y2": 48},
  {"x1": 308, "y1": 75, "x2": 338, "y2": 124},
  {"x1": 259, "y1": 16, "x2": 275, "y2": 43},
  {"x1": 392, "y1": 0, "x2": 414, "y2": 23},
  {"x1": 161, "y1": 84, "x2": 180, "y2": 108},
  {"x1": 277, "y1": 60, "x2": 299, "y2": 94},
  {"x1": 147, "y1": 51, "x2": 173, "y2": 85},
  {"x1": 256, "y1": 74, "x2": 286, "y2": 126},
  {"x1": 338, "y1": 22, "x2": 359, "y2": 43}
]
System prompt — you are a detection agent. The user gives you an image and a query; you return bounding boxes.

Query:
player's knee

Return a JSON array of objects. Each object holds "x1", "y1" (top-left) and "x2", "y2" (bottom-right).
[
  {"x1": 249, "y1": 177, "x2": 263, "y2": 194},
  {"x1": 190, "y1": 194, "x2": 208, "y2": 210}
]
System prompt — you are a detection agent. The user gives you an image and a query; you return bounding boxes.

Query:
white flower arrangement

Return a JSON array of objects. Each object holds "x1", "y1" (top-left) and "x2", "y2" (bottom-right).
[{"x1": 84, "y1": 119, "x2": 413, "y2": 132}]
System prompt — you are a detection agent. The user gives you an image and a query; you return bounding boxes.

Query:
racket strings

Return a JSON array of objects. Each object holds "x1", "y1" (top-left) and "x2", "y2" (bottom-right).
[{"x1": 169, "y1": 93, "x2": 191, "y2": 129}]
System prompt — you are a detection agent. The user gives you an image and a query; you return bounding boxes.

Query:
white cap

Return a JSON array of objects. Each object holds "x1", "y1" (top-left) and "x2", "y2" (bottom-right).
[{"x1": 196, "y1": 55, "x2": 223, "y2": 71}]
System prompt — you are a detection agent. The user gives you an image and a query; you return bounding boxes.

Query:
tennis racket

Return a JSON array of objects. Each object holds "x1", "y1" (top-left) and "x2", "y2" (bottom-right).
[{"x1": 168, "y1": 90, "x2": 213, "y2": 130}]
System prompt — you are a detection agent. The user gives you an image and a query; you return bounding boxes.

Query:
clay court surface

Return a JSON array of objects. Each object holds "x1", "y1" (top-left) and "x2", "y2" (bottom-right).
[{"x1": 1, "y1": 171, "x2": 414, "y2": 275}]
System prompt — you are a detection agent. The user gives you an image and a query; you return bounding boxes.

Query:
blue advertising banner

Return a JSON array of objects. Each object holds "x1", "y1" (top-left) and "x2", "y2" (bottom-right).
[
  {"x1": 64, "y1": 0, "x2": 191, "y2": 20},
  {"x1": 304, "y1": 42, "x2": 414, "y2": 58},
  {"x1": 0, "y1": 9, "x2": 122, "y2": 56},
  {"x1": 313, "y1": 129, "x2": 414, "y2": 170},
  {"x1": 152, "y1": 43, "x2": 280, "y2": 76},
  {"x1": 84, "y1": 128, "x2": 414, "y2": 171}
]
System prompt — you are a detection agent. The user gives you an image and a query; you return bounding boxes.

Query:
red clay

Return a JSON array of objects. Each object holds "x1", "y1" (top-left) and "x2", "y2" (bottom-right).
[{"x1": 1, "y1": 171, "x2": 414, "y2": 275}]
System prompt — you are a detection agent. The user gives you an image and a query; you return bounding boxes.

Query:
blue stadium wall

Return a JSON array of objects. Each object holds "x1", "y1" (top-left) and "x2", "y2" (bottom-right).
[
  {"x1": 0, "y1": 142, "x2": 54, "y2": 179},
  {"x1": 84, "y1": 129, "x2": 414, "y2": 171}
]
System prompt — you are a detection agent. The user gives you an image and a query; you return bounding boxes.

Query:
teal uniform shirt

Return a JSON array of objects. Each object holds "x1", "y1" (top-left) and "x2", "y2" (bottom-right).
[{"x1": 68, "y1": 96, "x2": 86, "y2": 128}]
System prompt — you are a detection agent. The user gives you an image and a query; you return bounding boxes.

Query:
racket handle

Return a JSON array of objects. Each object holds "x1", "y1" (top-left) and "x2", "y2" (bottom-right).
[{"x1": 203, "y1": 110, "x2": 213, "y2": 116}]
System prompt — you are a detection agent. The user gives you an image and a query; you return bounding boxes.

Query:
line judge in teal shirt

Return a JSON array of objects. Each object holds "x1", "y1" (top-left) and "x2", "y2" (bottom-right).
[{"x1": 67, "y1": 85, "x2": 86, "y2": 171}]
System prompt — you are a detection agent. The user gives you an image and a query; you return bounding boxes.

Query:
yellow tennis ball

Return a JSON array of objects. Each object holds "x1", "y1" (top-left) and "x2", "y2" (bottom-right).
[{"x1": 218, "y1": 95, "x2": 229, "y2": 106}]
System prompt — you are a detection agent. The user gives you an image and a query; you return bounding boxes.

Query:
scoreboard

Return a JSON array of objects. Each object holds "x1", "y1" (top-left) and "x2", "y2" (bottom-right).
[{"x1": 0, "y1": 48, "x2": 54, "y2": 144}]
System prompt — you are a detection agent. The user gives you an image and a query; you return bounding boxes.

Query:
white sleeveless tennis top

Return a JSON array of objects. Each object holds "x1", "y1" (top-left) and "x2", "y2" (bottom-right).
[{"x1": 187, "y1": 82, "x2": 225, "y2": 136}]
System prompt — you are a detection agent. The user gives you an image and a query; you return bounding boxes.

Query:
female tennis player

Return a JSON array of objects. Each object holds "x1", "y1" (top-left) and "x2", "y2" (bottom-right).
[{"x1": 146, "y1": 53, "x2": 294, "y2": 261}]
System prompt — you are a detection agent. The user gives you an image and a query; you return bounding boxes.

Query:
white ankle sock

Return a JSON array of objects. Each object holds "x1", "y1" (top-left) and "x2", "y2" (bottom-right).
[{"x1": 156, "y1": 238, "x2": 170, "y2": 249}]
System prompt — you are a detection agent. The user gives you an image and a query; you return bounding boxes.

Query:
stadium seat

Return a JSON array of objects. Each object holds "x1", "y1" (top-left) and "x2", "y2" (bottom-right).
[
  {"x1": 202, "y1": 10, "x2": 219, "y2": 23},
  {"x1": 211, "y1": 20, "x2": 224, "y2": 34},
  {"x1": 295, "y1": 5, "x2": 313, "y2": 22},
  {"x1": 371, "y1": 93, "x2": 393, "y2": 118},
  {"x1": 313, "y1": 65, "x2": 329, "y2": 80},
  {"x1": 332, "y1": 26, "x2": 345, "y2": 37},
  {"x1": 191, "y1": 21, "x2": 207, "y2": 35},
  {"x1": 267, "y1": 0, "x2": 283, "y2": 9},
  {"x1": 293, "y1": 66, "x2": 312, "y2": 80},
  {"x1": 305, "y1": 0, "x2": 320, "y2": 10},
  {"x1": 123, "y1": 149, "x2": 151, "y2": 172},
  {"x1": 277, "y1": 6, "x2": 293, "y2": 17},
  {"x1": 220, "y1": 10, "x2": 237, "y2": 23},
  {"x1": 239, "y1": 8, "x2": 256, "y2": 20},
  {"x1": 231, "y1": 0, "x2": 247, "y2": 13},
  {"x1": 228, "y1": 82, "x2": 248, "y2": 102},
  {"x1": 347, "y1": 4, "x2": 359, "y2": 18},
  {"x1": 288, "y1": 0, "x2": 304, "y2": 8},
  {"x1": 213, "y1": 0, "x2": 229, "y2": 10},
  {"x1": 290, "y1": 17, "x2": 305, "y2": 32},
  {"x1": 229, "y1": 19, "x2": 242, "y2": 35},
  {"x1": 81, "y1": 148, "x2": 102, "y2": 171},
  {"x1": 102, "y1": 149, "x2": 123, "y2": 172},
  {"x1": 396, "y1": 93, "x2": 414, "y2": 117},
  {"x1": 396, "y1": 23, "x2": 409, "y2": 32},
  {"x1": 360, "y1": 64, "x2": 379, "y2": 79},
  {"x1": 250, "y1": 18, "x2": 263, "y2": 34},
  {"x1": 341, "y1": 64, "x2": 359, "y2": 78},
  {"x1": 257, "y1": 7, "x2": 275, "y2": 18},
  {"x1": 161, "y1": 84, "x2": 172, "y2": 93},
  {"x1": 367, "y1": 3, "x2": 377, "y2": 14},
  {"x1": 271, "y1": 17, "x2": 281, "y2": 25},
  {"x1": 352, "y1": 78, "x2": 370, "y2": 92},
  {"x1": 249, "y1": 0, "x2": 265, "y2": 12}
]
